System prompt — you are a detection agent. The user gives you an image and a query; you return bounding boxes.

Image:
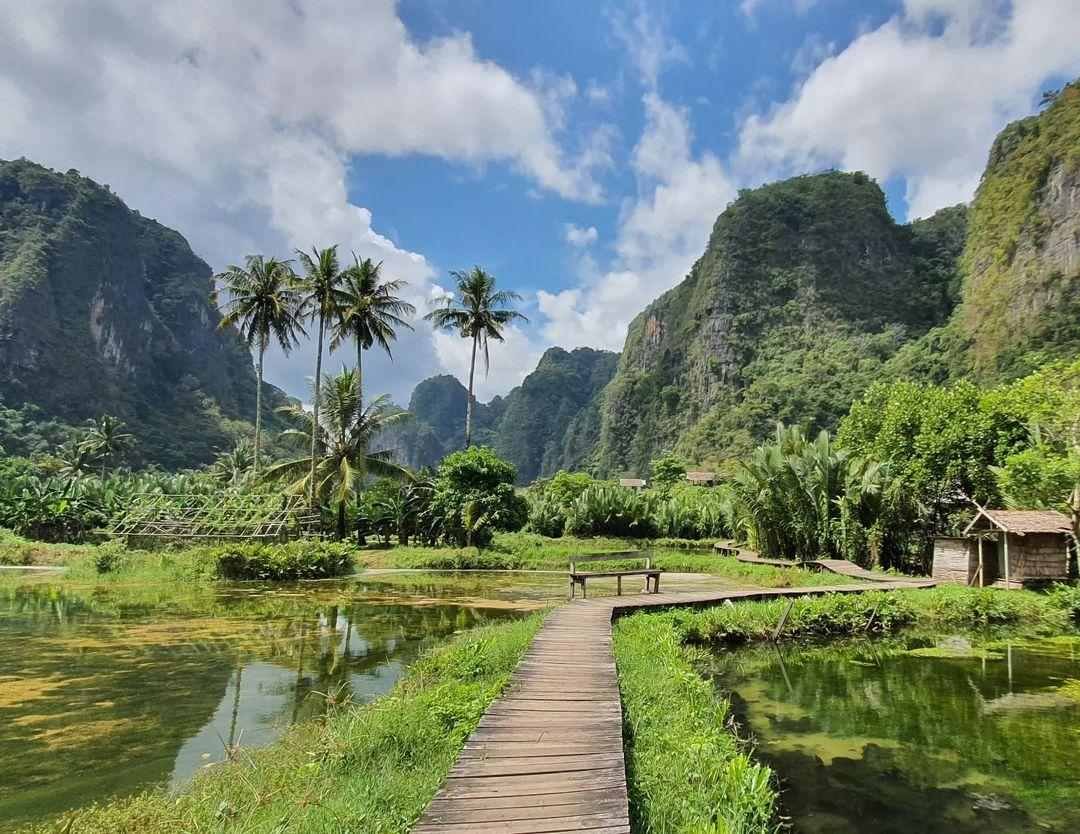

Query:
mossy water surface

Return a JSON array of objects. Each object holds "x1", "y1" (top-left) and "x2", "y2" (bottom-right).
[
  {"x1": 705, "y1": 632, "x2": 1080, "y2": 833},
  {"x1": 0, "y1": 572, "x2": 561, "y2": 830}
]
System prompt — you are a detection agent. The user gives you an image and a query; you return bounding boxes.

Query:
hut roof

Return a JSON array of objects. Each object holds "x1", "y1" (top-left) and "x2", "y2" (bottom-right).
[
  {"x1": 619, "y1": 478, "x2": 646, "y2": 488},
  {"x1": 963, "y1": 508, "x2": 1073, "y2": 536},
  {"x1": 685, "y1": 471, "x2": 717, "y2": 483}
]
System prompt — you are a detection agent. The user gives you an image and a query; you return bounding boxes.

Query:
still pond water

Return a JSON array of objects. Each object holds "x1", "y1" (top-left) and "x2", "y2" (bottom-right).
[
  {"x1": 707, "y1": 632, "x2": 1080, "y2": 833},
  {"x1": 0, "y1": 572, "x2": 564, "y2": 829}
]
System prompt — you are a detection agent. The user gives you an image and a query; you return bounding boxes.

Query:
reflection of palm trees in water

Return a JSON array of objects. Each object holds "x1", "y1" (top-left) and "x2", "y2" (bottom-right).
[
  {"x1": 267, "y1": 602, "x2": 513, "y2": 725},
  {"x1": 227, "y1": 663, "x2": 242, "y2": 751}
]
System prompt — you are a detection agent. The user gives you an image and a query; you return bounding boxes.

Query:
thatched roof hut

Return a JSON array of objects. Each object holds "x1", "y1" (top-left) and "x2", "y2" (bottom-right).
[{"x1": 933, "y1": 508, "x2": 1076, "y2": 589}]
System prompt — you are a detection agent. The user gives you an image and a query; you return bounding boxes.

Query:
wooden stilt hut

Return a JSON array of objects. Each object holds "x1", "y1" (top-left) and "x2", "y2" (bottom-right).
[{"x1": 933, "y1": 508, "x2": 1076, "y2": 589}]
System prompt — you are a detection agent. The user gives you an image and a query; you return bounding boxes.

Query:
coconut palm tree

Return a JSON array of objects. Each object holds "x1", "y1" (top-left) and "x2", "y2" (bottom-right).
[
  {"x1": 268, "y1": 367, "x2": 411, "y2": 539},
  {"x1": 424, "y1": 267, "x2": 527, "y2": 447},
  {"x1": 211, "y1": 439, "x2": 256, "y2": 487},
  {"x1": 56, "y1": 439, "x2": 95, "y2": 480},
  {"x1": 215, "y1": 255, "x2": 306, "y2": 473},
  {"x1": 296, "y1": 246, "x2": 350, "y2": 506},
  {"x1": 330, "y1": 256, "x2": 415, "y2": 411},
  {"x1": 80, "y1": 415, "x2": 133, "y2": 478}
]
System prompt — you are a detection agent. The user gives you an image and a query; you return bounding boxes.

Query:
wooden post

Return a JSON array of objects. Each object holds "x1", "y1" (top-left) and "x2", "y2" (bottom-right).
[
  {"x1": 977, "y1": 535, "x2": 984, "y2": 588},
  {"x1": 617, "y1": 575, "x2": 623, "y2": 596},
  {"x1": 1003, "y1": 532, "x2": 1011, "y2": 590},
  {"x1": 772, "y1": 599, "x2": 795, "y2": 642}
]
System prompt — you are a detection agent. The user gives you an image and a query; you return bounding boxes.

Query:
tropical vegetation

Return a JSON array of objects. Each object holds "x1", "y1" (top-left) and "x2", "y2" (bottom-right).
[
  {"x1": 215, "y1": 255, "x2": 306, "y2": 472},
  {"x1": 424, "y1": 267, "x2": 527, "y2": 447}
]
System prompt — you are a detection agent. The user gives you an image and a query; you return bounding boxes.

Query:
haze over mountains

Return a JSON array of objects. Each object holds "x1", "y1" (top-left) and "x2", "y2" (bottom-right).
[{"x1": 0, "y1": 81, "x2": 1077, "y2": 478}]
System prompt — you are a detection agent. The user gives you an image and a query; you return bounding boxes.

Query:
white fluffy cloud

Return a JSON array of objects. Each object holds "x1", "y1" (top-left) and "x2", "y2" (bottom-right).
[
  {"x1": 538, "y1": 93, "x2": 737, "y2": 351},
  {"x1": 738, "y1": 0, "x2": 1080, "y2": 217},
  {"x1": 565, "y1": 224, "x2": 599, "y2": 247},
  {"x1": 0, "y1": 0, "x2": 607, "y2": 402},
  {"x1": 431, "y1": 325, "x2": 544, "y2": 402}
]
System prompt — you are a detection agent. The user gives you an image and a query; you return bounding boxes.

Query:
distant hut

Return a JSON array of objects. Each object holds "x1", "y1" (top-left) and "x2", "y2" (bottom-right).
[
  {"x1": 619, "y1": 478, "x2": 646, "y2": 490},
  {"x1": 932, "y1": 509, "x2": 1076, "y2": 589},
  {"x1": 685, "y1": 471, "x2": 718, "y2": 486}
]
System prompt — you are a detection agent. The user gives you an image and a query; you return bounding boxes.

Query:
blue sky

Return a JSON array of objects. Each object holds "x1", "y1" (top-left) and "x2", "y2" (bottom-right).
[
  {"x1": 357, "y1": 1, "x2": 910, "y2": 323},
  {"x1": 3, "y1": 0, "x2": 1078, "y2": 404}
]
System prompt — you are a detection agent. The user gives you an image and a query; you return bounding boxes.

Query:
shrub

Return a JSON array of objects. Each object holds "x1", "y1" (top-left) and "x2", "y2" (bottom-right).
[
  {"x1": 652, "y1": 483, "x2": 734, "y2": 540},
  {"x1": 1047, "y1": 582, "x2": 1080, "y2": 622},
  {"x1": 431, "y1": 447, "x2": 528, "y2": 547},
  {"x1": 565, "y1": 484, "x2": 660, "y2": 538},
  {"x1": 525, "y1": 494, "x2": 566, "y2": 537},
  {"x1": 674, "y1": 591, "x2": 917, "y2": 645},
  {"x1": 93, "y1": 540, "x2": 127, "y2": 574},
  {"x1": 211, "y1": 541, "x2": 355, "y2": 581}
]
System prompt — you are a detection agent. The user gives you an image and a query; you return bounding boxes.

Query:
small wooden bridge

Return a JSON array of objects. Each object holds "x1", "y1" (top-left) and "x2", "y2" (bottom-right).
[
  {"x1": 413, "y1": 577, "x2": 933, "y2": 834},
  {"x1": 724, "y1": 542, "x2": 905, "y2": 584}
]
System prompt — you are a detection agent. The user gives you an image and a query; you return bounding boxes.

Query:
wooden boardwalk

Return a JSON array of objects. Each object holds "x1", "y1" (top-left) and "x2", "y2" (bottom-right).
[
  {"x1": 413, "y1": 577, "x2": 932, "y2": 834},
  {"x1": 730, "y1": 547, "x2": 909, "y2": 584}
]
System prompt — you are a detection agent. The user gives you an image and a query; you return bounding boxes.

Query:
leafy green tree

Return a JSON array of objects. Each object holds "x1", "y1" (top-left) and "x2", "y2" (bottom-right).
[
  {"x1": 331, "y1": 256, "x2": 416, "y2": 411},
  {"x1": 296, "y1": 246, "x2": 350, "y2": 505},
  {"x1": 649, "y1": 453, "x2": 688, "y2": 491},
  {"x1": 80, "y1": 415, "x2": 133, "y2": 478},
  {"x1": 424, "y1": 267, "x2": 527, "y2": 447},
  {"x1": 268, "y1": 368, "x2": 410, "y2": 539},
  {"x1": 431, "y1": 446, "x2": 527, "y2": 547},
  {"x1": 215, "y1": 255, "x2": 306, "y2": 473}
]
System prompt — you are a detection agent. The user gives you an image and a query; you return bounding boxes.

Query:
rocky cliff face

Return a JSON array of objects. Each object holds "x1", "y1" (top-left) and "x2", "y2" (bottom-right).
[
  {"x1": 491, "y1": 347, "x2": 618, "y2": 482},
  {"x1": 593, "y1": 171, "x2": 964, "y2": 475},
  {"x1": 384, "y1": 348, "x2": 617, "y2": 481},
  {"x1": 0, "y1": 160, "x2": 281, "y2": 468},
  {"x1": 960, "y1": 81, "x2": 1080, "y2": 379}
]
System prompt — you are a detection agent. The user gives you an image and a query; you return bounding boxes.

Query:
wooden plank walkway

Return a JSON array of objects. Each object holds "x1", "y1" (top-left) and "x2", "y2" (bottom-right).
[
  {"x1": 413, "y1": 577, "x2": 932, "y2": 834},
  {"x1": 729, "y1": 546, "x2": 912, "y2": 584}
]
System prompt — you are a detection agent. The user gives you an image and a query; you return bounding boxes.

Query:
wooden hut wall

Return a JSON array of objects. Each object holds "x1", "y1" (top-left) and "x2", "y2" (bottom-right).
[
  {"x1": 1009, "y1": 532, "x2": 1069, "y2": 582},
  {"x1": 932, "y1": 537, "x2": 975, "y2": 584}
]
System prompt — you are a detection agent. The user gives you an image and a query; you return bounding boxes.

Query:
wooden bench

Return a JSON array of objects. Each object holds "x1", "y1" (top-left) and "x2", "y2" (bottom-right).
[{"x1": 568, "y1": 553, "x2": 662, "y2": 599}]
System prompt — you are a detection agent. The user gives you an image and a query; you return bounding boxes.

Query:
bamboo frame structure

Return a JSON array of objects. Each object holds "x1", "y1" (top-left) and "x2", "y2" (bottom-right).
[{"x1": 109, "y1": 493, "x2": 320, "y2": 543}]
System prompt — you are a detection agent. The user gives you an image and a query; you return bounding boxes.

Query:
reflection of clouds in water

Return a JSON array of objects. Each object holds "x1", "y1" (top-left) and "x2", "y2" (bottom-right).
[{"x1": 0, "y1": 581, "x2": 534, "y2": 828}]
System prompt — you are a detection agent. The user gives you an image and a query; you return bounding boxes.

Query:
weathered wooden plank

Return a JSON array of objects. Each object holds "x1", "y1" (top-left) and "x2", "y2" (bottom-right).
[
  {"x1": 424, "y1": 788, "x2": 617, "y2": 812},
  {"x1": 420, "y1": 797, "x2": 627, "y2": 825},
  {"x1": 457, "y1": 747, "x2": 626, "y2": 760},
  {"x1": 439, "y1": 770, "x2": 625, "y2": 799},
  {"x1": 450, "y1": 753, "x2": 625, "y2": 778},
  {"x1": 412, "y1": 812, "x2": 630, "y2": 833}
]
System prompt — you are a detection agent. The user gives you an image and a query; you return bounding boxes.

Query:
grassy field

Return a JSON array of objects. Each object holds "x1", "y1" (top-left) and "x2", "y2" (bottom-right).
[
  {"x1": 20, "y1": 613, "x2": 544, "y2": 834},
  {"x1": 0, "y1": 529, "x2": 861, "y2": 593}
]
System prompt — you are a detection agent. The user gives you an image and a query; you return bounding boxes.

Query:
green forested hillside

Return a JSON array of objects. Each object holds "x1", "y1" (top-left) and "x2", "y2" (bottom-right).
[
  {"x1": 592, "y1": 172, "x2": 967, "y2": 475},
  {"x1": 0, "y1": 160, "x2": 287, "y2": 468},
  {"x1": 384, "y1": 347, "x2": 617, "y2": 481},
  {"x1": 959, "y1": 80, "x2": 1080, "y2": 379}
]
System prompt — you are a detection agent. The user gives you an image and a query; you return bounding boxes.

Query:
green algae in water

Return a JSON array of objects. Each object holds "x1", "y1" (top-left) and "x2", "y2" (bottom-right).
[
  {"x1": 0, "y1": 573, "x2": 561, "y2": 830},
  {"x1": 706, "y1": 634, "x2": 1080, "y2": 833}
]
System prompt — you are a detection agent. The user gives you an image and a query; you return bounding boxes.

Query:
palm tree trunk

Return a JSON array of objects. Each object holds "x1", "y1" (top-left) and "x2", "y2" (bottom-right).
[
  {"x1": 357, "y1": 341, "x2": 363, "y2": 416},
  {"x1": 465, "y1": 332, "x2": 478, "y2": 447},
  {"x1": 337, "y1": 500, "x2": 347, "y2": 540},
  {"x1": 309, "y1": 313, "x2": 325, "y2": 508},
  {"x1": 254, "y1": 335, "x2": 265, "y2": 474}
]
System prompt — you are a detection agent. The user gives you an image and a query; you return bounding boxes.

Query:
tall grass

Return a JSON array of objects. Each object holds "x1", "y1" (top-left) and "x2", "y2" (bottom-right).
[{"x1": 614, "y1": 614, "x2": 777, "y2": 834}]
